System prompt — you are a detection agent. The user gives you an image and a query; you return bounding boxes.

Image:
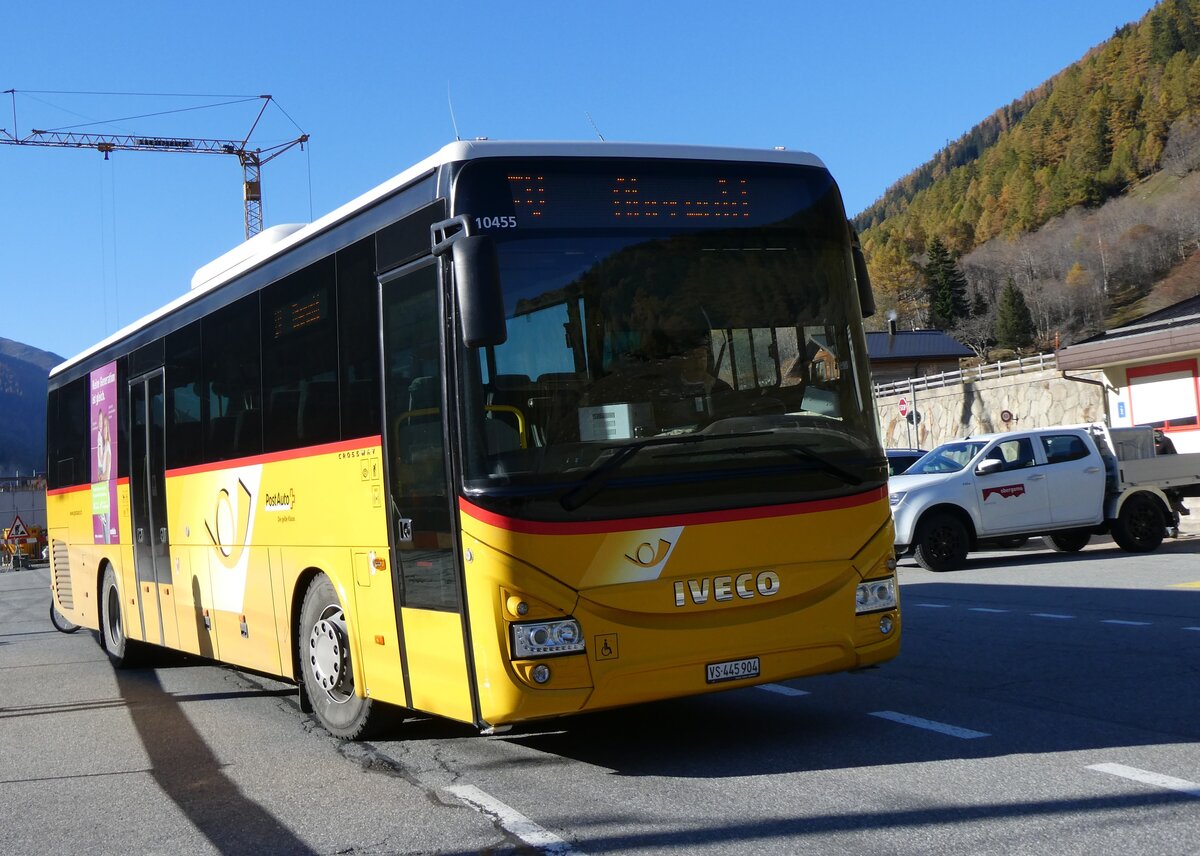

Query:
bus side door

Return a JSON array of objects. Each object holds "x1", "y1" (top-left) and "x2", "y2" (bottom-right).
[{"x1": 380, "y1": 260, "x2": 476, "y2": 724}]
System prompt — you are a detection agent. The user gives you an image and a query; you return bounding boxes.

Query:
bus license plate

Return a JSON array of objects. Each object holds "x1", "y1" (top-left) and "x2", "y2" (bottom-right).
[{"x1": 706, "y1": 657, "x2": 760, "y2": 684}]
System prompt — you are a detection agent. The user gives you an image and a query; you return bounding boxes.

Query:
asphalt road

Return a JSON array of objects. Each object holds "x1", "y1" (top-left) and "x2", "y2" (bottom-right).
[{"x1": 2, "y1": 533, "x2": 1198, "y2": 855}]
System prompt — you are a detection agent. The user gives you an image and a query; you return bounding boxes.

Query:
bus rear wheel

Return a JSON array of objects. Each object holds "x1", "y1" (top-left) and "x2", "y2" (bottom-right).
[
  {"x1": 298, "y1": 574, "x2": 384, "y2": 740},
  {"x1": 100, "y1": 564, "x2": 142, "y2": 667}
]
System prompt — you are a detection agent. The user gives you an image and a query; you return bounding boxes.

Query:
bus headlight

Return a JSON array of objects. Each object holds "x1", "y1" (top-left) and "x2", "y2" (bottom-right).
[
  {"x1": 855, "y1": 578, "x2": 897, "y2": 614},
  {"x1": 511, "y1": 619, "x2": 585, "y2": 658}
]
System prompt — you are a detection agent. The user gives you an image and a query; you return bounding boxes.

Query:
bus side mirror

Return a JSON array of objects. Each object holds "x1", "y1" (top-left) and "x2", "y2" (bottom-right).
[
  {"x1": 849, "y1": 225, "x2": 875, "y2": 318},
  {"x1": 452, "y1": 236, "x2": 507, "y2": 348}
]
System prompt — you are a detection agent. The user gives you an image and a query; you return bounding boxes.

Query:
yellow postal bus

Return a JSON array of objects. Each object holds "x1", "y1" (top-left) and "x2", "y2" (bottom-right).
[{"x1": 46, "y1": 141, "x2": 899, "y2": 738}]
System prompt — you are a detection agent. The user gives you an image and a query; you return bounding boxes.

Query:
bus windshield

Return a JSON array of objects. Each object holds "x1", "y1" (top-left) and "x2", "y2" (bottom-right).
[{"x1": 450, "y1": 159, "x2": 884, "y2": 521}]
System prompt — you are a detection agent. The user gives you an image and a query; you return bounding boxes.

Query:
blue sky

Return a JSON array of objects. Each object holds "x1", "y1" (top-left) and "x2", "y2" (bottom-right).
[{"x1": 2, "y1": 0, "x2": 1157, "y2": 361}]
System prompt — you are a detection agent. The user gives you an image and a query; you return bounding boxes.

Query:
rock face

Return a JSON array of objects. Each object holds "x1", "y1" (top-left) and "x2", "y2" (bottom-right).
[
  {"x1": 875, "y1": 368, "x2": 1107, "y2": 450},
  {"x1": 0, "y1": 337, "x2": 64, "y2": 475}
]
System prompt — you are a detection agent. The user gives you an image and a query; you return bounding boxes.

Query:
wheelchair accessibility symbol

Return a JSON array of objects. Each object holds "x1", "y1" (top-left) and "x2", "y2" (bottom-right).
[{"x1": 594, "y1": 633, "x2": 619, "y2": 661}]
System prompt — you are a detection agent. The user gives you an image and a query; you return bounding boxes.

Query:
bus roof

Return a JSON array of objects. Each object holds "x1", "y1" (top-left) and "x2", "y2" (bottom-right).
[{"x1": 51, "y1": 140, "x2": 828, "y2": 377}]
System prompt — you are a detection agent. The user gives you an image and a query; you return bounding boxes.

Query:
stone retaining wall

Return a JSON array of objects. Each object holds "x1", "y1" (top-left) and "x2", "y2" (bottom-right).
[{"x1": 874, "y1": 368, "x2": 1109, "y2": 450}]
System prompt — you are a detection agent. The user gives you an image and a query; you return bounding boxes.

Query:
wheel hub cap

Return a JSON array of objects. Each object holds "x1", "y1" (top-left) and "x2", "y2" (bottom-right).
[{"x1": 309, "y1": 617, "x2": 348, "y2": 693}]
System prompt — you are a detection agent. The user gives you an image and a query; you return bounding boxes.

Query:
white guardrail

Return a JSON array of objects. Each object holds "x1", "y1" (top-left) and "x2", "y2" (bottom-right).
[{"x1": 873, "y1": 352, "x2": 1058, "y2": 397}]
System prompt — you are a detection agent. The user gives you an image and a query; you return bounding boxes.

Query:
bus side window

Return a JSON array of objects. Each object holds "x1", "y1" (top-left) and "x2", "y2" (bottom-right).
[{"x1": 203, "y1": 293, "x2": 262, "y2": 462}]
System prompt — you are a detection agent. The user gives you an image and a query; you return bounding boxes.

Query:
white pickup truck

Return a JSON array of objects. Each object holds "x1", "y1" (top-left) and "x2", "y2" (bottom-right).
[{"x1": 889, "y1": 424, "x2": 1200, "y2": 571}]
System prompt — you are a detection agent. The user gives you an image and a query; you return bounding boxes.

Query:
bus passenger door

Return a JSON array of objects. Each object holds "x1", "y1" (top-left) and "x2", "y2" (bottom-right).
[
  {"x1": 380, "y1": 260, "x2": 476, "y2": 724},
  {"x1": 129, "y1": 371, "x2": 175, "y2": 647}
]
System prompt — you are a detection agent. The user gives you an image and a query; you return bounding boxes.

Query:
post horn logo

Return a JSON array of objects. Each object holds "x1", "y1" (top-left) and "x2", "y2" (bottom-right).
[
  {"x1": 205, "y1": 479, "x2": 253, "y2": 568},
  {"x1": 626, "y1": 539, "x2": 672, "y2": 568}
]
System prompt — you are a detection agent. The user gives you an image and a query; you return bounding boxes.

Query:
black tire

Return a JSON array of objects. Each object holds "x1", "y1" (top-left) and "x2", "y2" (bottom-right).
[
  {"x1": 298, "y1": 574, "x2": 384, "y2": 739},
  {"x1": 1111, "y1": 494, "x2": 1165, "y2": 553},
  {"x1": 50, "y1": 602, "x2": 80, "y2": 633},
  {"x1": 99, "y1": 564, "x2": 142, "y2": 667},
  {"x1": 913, "y1": 512, "x2": 970, "y2": 572},
  {"x1": 1043, "y1": 530, "x2": 1091, "y2": 553}
]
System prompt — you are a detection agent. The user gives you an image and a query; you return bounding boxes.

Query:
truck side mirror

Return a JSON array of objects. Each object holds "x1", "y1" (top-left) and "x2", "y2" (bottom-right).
[
  {"x1": 452, "y1": 235, "x2": 507, "y2": 348},
  {"x1": 975, "y1": 458, "x2": 1003, "y2": 476}
]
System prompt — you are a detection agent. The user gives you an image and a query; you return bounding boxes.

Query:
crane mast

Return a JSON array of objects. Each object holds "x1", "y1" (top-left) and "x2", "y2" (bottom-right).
[{"x1": 0, "y1": 92, "x2": 308, "y2": 238}]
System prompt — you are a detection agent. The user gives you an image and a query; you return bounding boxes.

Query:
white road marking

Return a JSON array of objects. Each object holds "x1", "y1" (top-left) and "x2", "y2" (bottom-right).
[
  {"x1": 1031, "y1": 613, "x2": 1075, "y2": 619},
  {"x1": 969, "y1": 607, "x2": 1010, "y2": 613},
  {"x1": 1102, "y1": 619, "x2": 1151, "y2": 626},
  {"x1": 757, "y1": 683, "x2": 810, "y2": 697},
  {"x1": 445, "y1": 784, "x2": 583, "y2": 854},
  {"x1": 1087, "y1": 763, "x2": 1200, "y2": 798},
  {"x1": 1185, "y1": 627, "x2": 1200, "y2": 632},
  {"x1": 870, "y1": 711, "x2": 990, "y2": 739},
  {"x1": 913, "y1": 602, "x2": 951, "y2": 608}
]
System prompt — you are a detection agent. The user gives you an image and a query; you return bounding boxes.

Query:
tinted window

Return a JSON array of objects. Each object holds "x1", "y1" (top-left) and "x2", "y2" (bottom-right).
[
  {"x1": 1041, "y1": 434, "x2": 1089, "y2": 464},
  {"x1": 261, "y1": 257, "x2": 339, "y2": 452},
  {"x1": 166, "y1": 322, "x2": 204, "y2": 468},
  {"x1": 47, "y1": 377, "x2": 89, "y2": 488},
  {"x1": 203, "y1": 293, "x2": 262, "y2": 462},
  {"x1": 337, "y1": 238, "x2": 381, "y2": 440}
]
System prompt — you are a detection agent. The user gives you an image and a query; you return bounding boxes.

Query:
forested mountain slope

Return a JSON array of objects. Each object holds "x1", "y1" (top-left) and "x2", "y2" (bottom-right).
[{"x1": 857, "y1": 0, "x2": 1200, "y2": 344}]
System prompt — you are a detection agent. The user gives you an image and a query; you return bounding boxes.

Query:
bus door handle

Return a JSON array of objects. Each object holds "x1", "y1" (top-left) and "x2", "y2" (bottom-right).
[
  {"x1": 136, "y1": 528, "x2": 145, "y2": 544},
  {"x1": 159, "y1": 527, "x2": 168, "y2": 545}
]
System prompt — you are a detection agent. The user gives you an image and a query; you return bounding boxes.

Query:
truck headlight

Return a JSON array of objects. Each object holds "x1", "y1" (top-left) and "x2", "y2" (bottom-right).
[
  {"x1": 889, "y1": 491, "x2": 907, "y2": 507},
  {"x1": 856, "y1": 577, "x2": 897, "y2": 614},
  {"x1": 511, "y1": 619, "x2": 585, "y2": 658}
]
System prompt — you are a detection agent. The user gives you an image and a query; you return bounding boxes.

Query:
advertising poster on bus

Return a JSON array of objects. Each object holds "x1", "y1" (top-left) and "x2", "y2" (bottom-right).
[{"x1": 91, "y1": 361, "x2": 118, "y2": 544}]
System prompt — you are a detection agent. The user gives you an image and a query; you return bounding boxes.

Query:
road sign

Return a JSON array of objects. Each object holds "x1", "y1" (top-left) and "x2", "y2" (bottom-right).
[
  {"x1": 8, "y1": 516, "x2": 28, "y2": 539},
  {"x1": 898, "y1": 398, "x2": 909, "y2": 418}
]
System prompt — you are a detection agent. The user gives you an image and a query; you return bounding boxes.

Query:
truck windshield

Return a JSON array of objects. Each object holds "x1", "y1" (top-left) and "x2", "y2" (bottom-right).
[
  {"x1": 904, "y1": 441, "x2": 990, "y2": 475},
  {"x1": 451, "y1": 159, "x2": 885, "y2": 522}
]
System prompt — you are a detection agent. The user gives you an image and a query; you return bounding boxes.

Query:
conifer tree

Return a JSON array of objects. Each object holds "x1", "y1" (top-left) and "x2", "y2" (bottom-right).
[
  {"x1": 994, "y1": 280, "x2": 1036, "y2": 350},
  {"x1": 923, "y1": 237, "x2": 969, "y2": 329}
]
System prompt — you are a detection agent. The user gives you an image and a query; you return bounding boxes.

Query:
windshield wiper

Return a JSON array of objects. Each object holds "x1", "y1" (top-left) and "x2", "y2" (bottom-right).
[
  {"x1": 660, "y1": 442, "x2": 865, "y2": 485},
  {"x1": 559, "y1": 430, "x2": 771, "y2": 511}
]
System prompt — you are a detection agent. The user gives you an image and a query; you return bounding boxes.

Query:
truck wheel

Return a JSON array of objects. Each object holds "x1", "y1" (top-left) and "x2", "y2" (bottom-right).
[
  {"x1": 1043, "y1": 530, "x2": 1091, "y2": 552},
  {"x1": 1111, "y1": 494, "x2": 1165, "y2": 553},
  {"x1": 298, "y1": 574, "x2": 389, "y2": 740},
  {"x1": 913, "y1": 512, "x2": 969, "y2": 572}
]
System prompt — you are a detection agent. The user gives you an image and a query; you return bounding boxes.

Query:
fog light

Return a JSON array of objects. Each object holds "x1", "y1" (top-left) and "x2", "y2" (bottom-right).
[
  {"x1": 531, "y1": 664, "x2": 551, "y2": 684},
  {"x1": 879, "y1": 614, "x2": 894, "y2": 635}
]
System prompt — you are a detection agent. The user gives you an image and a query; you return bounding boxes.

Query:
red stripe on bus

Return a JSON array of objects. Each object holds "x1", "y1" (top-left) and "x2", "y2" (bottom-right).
[
  {"x1": 166, "y1": 436, "x2": 383, "y2": 478},
  {"x1": 46, "y1": 476, "x2": 131, "y2": 497},
  {"x1": 459, "y1": 487, "x2": 886, "y2": 535}
]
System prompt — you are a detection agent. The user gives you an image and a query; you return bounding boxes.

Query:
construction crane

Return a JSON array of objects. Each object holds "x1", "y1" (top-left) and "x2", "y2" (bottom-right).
[{"x1": 0, "y1": 92, "x2": 308, "y2": 239}]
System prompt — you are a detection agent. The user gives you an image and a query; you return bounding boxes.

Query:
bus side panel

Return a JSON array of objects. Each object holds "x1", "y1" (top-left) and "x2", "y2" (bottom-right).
[
  {"x1": 173, "y1": 546, "x2": 221, "y2": 661},
  {"x1": 351, "y1": 550, "x2": 408, "y2": 708},
  {"x1": 47, "y1": 486, "x2": 96, "y2": 629},
  {"x1": 209, "y1": 546, "x2": 282, "y2": 676}
]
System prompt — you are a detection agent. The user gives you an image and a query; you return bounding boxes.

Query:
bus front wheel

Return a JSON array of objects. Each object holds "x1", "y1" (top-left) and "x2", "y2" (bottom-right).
[{"x1": 298, "y1": 574, "x2": 384, "y2": 739}]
